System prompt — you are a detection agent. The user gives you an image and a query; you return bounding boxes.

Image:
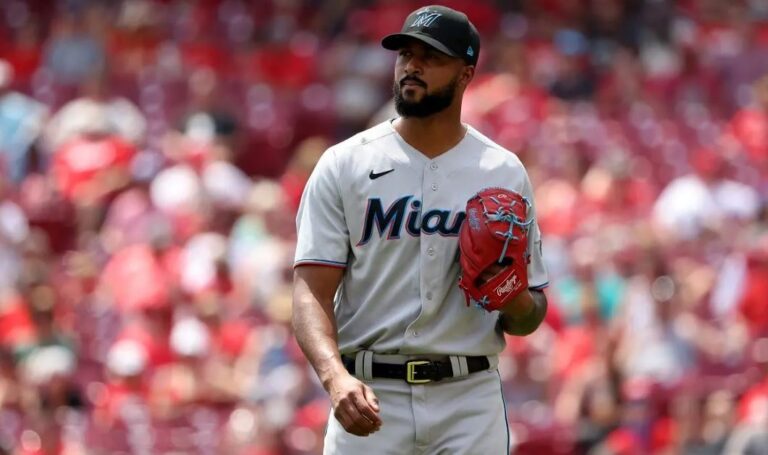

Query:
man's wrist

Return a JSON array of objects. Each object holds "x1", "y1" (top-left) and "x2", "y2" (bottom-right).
[{"x1": 318, "y1": 357, "x2": 351, "y2": 391}]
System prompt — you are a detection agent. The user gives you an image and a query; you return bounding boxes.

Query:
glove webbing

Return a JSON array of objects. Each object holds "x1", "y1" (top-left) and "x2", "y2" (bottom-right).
[{"x1": 483, "y1": 196, "x2": 533, "y2": 263}]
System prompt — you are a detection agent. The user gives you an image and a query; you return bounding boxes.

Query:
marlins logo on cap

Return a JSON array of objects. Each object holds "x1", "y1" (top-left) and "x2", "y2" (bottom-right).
[{"x1": 410, "y1": 10, "x2": 442, "y2": 28}]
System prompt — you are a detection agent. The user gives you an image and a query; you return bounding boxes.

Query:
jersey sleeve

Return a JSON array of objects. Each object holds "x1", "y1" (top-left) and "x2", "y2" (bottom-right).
[
  {"x1": 294, "y1": 147, "x2": 350, "y2": 269},
  {"x1": 521, "y1": 172, "x2": 549, "y2": 290}
]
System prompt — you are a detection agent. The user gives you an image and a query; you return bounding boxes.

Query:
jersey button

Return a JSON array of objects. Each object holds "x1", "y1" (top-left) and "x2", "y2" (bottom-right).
[
  {"x1": 431, "y1": 183, "x2": 438, "y2": 191},
  {"x1": 412, "y1": 331, "x2": 419, "y2": 337},
  {"x1": 426, "y1": 292, "x2": 433, "y2": 300},
  {"x1": 427, "y1": 247, "x2": 435, "y2": 256},
  {"x1": 430, "y1": 163, "x2": 438, "y2": 170}
]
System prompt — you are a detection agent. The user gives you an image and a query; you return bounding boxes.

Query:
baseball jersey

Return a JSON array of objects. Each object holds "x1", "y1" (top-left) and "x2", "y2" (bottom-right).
[{"x1": 294, "y1": 120, "x2": 548, "y2": 357}]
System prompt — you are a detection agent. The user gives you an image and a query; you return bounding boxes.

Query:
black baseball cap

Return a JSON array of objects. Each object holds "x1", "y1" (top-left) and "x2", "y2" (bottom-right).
[{"x1": 381, "y1": 5, "x2": 480, "y2": 66}]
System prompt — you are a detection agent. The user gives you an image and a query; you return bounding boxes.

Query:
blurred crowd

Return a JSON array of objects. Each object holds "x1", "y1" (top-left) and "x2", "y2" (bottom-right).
[{"x1": 0, "y1": 0, "x2": 768, "y2": 454}]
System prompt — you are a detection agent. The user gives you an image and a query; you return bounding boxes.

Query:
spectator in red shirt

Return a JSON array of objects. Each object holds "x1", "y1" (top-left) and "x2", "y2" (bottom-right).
[
  {"x1": 738, "y1": 235, "x2": 768, "y2": 337},
  {"x1": 0, "y1": 21, "x2": 43, "y2": 86},
  {"x1": 43, "y1": 69, "x2": 146, "y2": 153},
  {"x1": 50, "y1": 133, "x2": 136, "y2": 208},
  {"x1": 727, "y1": 74, "x2": 768, "y2": 168},
  {"x1": 725, "y1": 339, "x2": 768, "y2": 453}
]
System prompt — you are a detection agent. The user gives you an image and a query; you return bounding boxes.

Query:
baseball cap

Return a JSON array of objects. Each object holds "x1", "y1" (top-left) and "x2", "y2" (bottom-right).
[{"x1": 381, "y1": 5, "x2": 480, "y2": 66}]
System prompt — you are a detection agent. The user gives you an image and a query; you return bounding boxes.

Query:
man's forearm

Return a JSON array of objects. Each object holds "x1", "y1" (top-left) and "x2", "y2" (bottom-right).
[
  {"x1": 499, "y1": 289, "x2": 547, "y2": 335},
  {"x1": 292, "y1": 277, "x2": 347, "y2": 389}
]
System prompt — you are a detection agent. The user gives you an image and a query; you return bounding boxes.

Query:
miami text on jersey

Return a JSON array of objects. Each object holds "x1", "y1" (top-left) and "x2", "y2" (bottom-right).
[{"x1": 358, "y1": 196, "x2": 466, "y2": 245}]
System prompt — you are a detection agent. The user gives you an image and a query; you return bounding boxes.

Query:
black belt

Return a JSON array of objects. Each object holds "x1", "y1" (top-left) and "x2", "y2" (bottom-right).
[{"x1": 342, "y1": 356, "x2": 490, "y2": 384}]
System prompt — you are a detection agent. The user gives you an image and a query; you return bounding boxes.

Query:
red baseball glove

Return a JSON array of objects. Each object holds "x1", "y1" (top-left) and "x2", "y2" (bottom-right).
[{"x1": 458, "y1": 188, "x2": 532, "y2": 312}]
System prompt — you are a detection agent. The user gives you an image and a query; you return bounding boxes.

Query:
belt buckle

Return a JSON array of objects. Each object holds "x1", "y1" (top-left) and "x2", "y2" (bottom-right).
[{"x1": 406, "y1": 360, "x2": 432, "y2": 384}]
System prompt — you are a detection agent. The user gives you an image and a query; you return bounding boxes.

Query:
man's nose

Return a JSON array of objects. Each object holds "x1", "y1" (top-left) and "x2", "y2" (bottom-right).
[{"x1": 404, "y1": 56, "x2": 423, "y2": 75}]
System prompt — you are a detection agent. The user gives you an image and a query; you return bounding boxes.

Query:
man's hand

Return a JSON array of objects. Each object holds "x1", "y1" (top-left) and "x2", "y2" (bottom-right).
[
  {"x1": 327, "y1": 372, "x2": 382, "y2": 436},
  {"x1": 500, "y1": 288, "x2": 536, "y2": 318},
  {"x1": 499, "y1": 289, "x2": 547, "y2": 336}
]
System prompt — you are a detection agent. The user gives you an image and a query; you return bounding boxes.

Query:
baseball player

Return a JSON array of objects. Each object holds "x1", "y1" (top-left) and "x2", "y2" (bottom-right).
[{"x1": 292, "y1": 5, "x2": 549, "y2": 454}]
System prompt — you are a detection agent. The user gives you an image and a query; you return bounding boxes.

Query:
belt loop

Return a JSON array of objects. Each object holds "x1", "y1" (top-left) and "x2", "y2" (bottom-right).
[
  {"x1": 357, "y1": 351, "x2": 373, "y2": 381},
  {"x1": 458, "y1": 356, "x2": 469, "y2": 376},
  {"x1": 354, "y1": 351, "x2": 365, "y2": 378},
  {"x1": 449, "y1": 355, "x2": 461, "y2": 378},
  {"x1": 448, "y1": 355, "x2": 470, "y2": 377},
  {"x1": 363, "y1": 351, "x2": 374, "y2": 380}
]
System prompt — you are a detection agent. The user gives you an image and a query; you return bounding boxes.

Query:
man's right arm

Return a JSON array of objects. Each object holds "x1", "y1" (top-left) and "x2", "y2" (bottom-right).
[{"x1": 292, "y1": 265, "x2": 382, "y2": 436}]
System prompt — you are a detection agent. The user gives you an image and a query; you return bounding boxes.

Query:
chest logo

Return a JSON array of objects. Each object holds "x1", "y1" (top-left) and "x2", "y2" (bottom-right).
[
  {"x1": 358, "y1": 196, "x2": 466, "y2": 245},
  {"x1": 369, "y1": 169, "x2": 395, "y2": 180}
]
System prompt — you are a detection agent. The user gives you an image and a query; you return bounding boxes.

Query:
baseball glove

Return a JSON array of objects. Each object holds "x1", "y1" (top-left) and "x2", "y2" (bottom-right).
[{"x1": 458, "y1": 188, "x2": 532, "y2": 312}]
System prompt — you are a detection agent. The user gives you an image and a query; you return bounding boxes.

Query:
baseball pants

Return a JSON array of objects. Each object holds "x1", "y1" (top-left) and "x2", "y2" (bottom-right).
[{"x1": 323, "y1": 367, "x2": 510, "y2": 455}]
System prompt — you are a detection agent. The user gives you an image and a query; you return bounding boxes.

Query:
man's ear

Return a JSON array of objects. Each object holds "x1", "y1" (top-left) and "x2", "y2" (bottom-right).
[{"x1": 461, "y1": 65, "x2": 475, "y2": 87}]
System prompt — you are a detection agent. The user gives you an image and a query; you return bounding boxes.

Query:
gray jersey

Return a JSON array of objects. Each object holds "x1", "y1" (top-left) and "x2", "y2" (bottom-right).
[{"x1": 294, "y1": 120, "x2": 548, "y2": 357}]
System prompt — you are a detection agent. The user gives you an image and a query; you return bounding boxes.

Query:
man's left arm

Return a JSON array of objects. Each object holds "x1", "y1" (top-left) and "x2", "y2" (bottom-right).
[
  {"x1": 499, "y1": 289, "x2": 547, "y2": 336},
  {"x1": 500, "y1": 169, "x2": 549, "y2": 336}
]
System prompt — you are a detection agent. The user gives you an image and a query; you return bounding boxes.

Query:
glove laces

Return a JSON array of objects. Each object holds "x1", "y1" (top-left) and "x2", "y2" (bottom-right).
[
  {"x1": 484, "y1": 196, "x2": 533, "y2": 263},
  {"x1": 473, "y1": 296, "x2": 490, "y2": 310}
]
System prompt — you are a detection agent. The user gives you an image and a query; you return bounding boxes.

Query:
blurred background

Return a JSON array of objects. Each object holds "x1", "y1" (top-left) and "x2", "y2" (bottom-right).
[{"x1": 0, "y1": 0, "x2": 767, "y2": 454}]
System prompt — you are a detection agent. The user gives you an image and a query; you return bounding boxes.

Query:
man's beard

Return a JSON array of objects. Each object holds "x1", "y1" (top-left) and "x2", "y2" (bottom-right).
[{"x1": 393, "y1": 76, "x2": 458, "y2": 118}]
